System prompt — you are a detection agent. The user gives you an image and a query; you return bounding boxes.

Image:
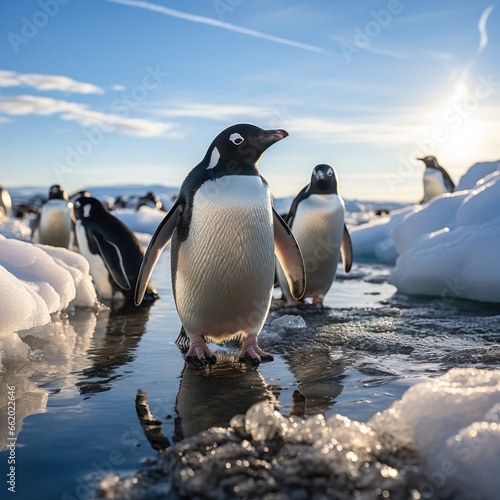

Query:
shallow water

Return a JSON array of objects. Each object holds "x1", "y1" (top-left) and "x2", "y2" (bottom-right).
[{"x1": 1, "y1": 251, "x2": 499, "y2": 499}]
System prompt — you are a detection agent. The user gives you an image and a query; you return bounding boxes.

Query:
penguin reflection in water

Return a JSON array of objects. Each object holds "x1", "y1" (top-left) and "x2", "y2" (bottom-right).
[
  {"x1": 135, "y1": 124, "x2": 305, "y2": 366},
  {"x1": 277, "y1": 164, "x2": 352, "y2": 307},
  {"x1": 32, "y1": 184, "x2": 74, "y2": 248},
  {"x1": 73, "y1": 196, "x2": 158, "y2": 302}
]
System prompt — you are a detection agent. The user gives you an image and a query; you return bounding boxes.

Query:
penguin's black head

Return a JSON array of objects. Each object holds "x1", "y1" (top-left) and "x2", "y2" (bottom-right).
[
  {"x1": 73, "y1": 196, "x2": 107, "y2": 220},
  {"x1": 205, "y1": 123, "x2": 288, "y2": 171},
  {"x1": 48, "y1": 184, "x2": 69, "y2": 201},
  {"x1": 310, "y1": 164, "x2": 338, "y2": 194},
  {"x1": 417, "y1": 156, "x2": 439, "y2": 169}
]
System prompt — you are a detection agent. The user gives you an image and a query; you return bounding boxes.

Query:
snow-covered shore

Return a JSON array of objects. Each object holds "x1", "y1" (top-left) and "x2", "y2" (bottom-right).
[{"x1": 351, "y1": 161, "x2": 500, "y2": 303}]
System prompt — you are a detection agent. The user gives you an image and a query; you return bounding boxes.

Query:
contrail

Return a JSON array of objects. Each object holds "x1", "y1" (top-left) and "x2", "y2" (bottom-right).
[
  {"x1": 108, "y1": 0, "x2": 329, "y2": 55},
  {"x1": 478, "y1": 4, "x2": 495, "y2": 53}
]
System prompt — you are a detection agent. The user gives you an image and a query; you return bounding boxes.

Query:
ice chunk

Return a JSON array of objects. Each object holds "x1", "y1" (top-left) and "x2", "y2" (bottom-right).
[
  {"x1": 244, "y1": 402, "x2": 287, "y2": 441},
  {"x1": 271, "y1": 314, "x2": 306, "y2": 329},
  {"x1": 0, "y1": 236, "x2": 97, "y2": 338}
]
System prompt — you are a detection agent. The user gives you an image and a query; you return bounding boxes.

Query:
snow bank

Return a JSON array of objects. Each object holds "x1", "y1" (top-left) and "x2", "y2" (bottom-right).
[
  {"x1": 98, "y1": 367, "x2": 500, "y2": 500},
  {"x1": 371, "y1": 368, "x2": 500, "y2": 499},
  {"x1": 390, "y1": 170, "x2": 500, "y2": 303},
  {"x1": 456, "y1": 160, "x2": 500, "y2": 190},
  {"x1": 112, "y1": 206, "x2": 166, "y2": 234},
  {"x1": 0, "y1": 236, "x2": 97, "y2": 337},
  {"x1": 349, "y1": 205, "x2": 415, "y2": 263},
  {"x1": 350, "y1": 161, "x2": 500, "y2": 302}
]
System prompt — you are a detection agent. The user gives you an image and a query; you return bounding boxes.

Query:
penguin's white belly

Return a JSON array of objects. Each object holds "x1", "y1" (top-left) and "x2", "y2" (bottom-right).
[
  {"x1": 37, "y1": 201, "x2": 73, "y2": 248},
  {"x1": 174, "y1": 176, "x2": 274, "y2": 340},
  {"x1": 289, "y1": 195, "x2": 345, "y2": 297},
  {"x1": 76, "y1": 221, "x2": 117, "y2": 300},
  {"x1": 423, "y1": 170, "x2": 447, "y2": 202}
]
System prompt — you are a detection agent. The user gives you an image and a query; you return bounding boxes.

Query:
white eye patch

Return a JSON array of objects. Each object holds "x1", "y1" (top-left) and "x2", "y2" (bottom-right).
[
  {"x1": 229, "y1": 133, "x2": 244, "y2": 145},
  {"x1": 327, "y1": 168, "x2": 333, "y2": 177},
  {"x1": 83, "y1": 204, "x2": 92, "y2": 218}
]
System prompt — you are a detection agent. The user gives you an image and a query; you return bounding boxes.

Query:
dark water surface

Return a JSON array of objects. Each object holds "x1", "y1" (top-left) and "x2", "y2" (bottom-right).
[{"x1": 1, "y1": 251, "x2": 499, "y2": 499}]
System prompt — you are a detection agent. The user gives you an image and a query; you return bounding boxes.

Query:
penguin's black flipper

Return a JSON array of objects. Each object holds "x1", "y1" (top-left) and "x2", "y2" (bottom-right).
[
  {"x1": 92, "y1": 233, "x2": 132, "y2": 290},
  {"x1": 135, "y1": 200, "x2": 182, "y2": 305},
  {"x1": 439, "y1": 167, "x2": 455, "y2": 192},
  {"x1": 272, "y1": 207, "x2": 305, "y2": 300},
  {"x1": 285, "y1": 185, "x2": 309, "y2": 228},
  {"x1": 341, "y1": 224, "x2": 353, "y2": 273}
]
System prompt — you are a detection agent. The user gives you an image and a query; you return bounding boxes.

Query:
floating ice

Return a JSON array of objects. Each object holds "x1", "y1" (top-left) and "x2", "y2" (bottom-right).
[
  {"x1": 0, "y1": 235, "x2": 97, "y2": 338},
  {"x1": 97, "y1": 367, "x2": 500, "y2": 500}
]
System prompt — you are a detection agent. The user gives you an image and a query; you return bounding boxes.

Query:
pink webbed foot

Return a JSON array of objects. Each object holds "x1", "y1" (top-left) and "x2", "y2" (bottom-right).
[
  {"x1": 185, "y1": 336, "x2": 216, "y2": 368},
  {"x1": 238, "y1": 334, "x2": 274, "y2": 365}
]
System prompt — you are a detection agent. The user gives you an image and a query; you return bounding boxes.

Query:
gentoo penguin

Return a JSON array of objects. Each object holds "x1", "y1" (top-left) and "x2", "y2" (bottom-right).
[
  {"x1": 135, "y1": 123, "x2": 305, "y2": 366},
  {"x1": 277, "y1": 164, "x2": 352, "y2": 306},
  {"x1": 417, "y1": 156, "x2": 455, "y2": 203},
  {"x1": 0, "y1": 186, "x2": 12, "y2": 219},
  {"x1": 74, "y1": 196, "x2": 158, "y2": 302},
  {"x1": 32, "y1": 184, "x2": 74, "y2": 248}
]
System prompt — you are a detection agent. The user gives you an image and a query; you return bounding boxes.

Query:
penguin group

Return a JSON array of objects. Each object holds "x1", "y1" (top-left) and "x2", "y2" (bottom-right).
[
  {"x1": 1, "y1": 124, "x2": 356, "y2": 367},
  {"x1": 3, "y1": 123, "x2": 461, "y2": 369}
]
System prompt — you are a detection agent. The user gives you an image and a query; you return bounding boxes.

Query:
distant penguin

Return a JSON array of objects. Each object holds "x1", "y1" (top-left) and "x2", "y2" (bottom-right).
[
  {"x1": 137, "y1": 191, "x2": 164, "y2": 211},
  {"x1": 32, "y1": 184, "x2": 74, "y2": 248},
  {"x1": 135, "y1": 123, "x2": 305, "y2": 366},
  {"x1": 417, "y1": 156, "x2": 455, "y2": 203},
  {"x1": 74, "y1": 196, "x2": 158, "y2": 302},
  {"x1": 277, "y1": 164, "x2": 352, "y2": 307},
  {"x1": 0, "y1": 186, "x2": 12, "y2": 219}
]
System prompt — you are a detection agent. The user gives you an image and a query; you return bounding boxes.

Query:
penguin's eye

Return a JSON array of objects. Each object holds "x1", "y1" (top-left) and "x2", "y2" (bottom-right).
[
  {"x1": 229, "y1": 133, "x2": 244, "y2": 145},
  {"x1": 327, "y1": 169, "x2": 333, "y2": 177}
]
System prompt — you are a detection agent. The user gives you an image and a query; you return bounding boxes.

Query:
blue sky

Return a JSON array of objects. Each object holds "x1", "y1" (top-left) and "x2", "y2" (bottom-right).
[{"x1": 1, "y1": 0, "x2": 499, "y2": 201}]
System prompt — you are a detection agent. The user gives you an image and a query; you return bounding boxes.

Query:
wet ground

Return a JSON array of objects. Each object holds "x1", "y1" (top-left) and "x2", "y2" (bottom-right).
[{"x1": 1, "y1": 251, "x2": 499, "y2": 499}]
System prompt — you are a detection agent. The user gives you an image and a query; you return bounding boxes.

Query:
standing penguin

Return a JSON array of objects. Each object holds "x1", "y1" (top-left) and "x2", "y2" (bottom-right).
[
  {"x1": 277, "y1": 164, "x2": 352, "y2": 307},
  {"x1": 32, "y1": 184, "x2": 74, "y2": 248},
  {"x1": 135, "y1": 123, "x2": 305, "y2": 366},
  {"x1": 74, "y1": 196, "x2": 158, "y2": 302},
  {"x1": 417, "y1": 156, "x2": 455, "y2": 203},
  {"x1": 0, "y1": 186, "x2": 12, "y2": 219}
]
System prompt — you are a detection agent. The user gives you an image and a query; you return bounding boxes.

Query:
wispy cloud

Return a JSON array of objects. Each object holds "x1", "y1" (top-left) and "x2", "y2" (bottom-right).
[
  {"x1": 0, "y1": 70, "x2": 104, "y2": 95},
  {"x1": 157, "y1": 102, "x2": 274, "y2": 121},
  {"x1": 362, "y1": 44, "x2": 407, "y2": 60},
  {"x1": 478, "y1": 4, "x2": 495, "y2": 53},
  {"x1": 108, "y1": 0, "x2": 329, "y2": 55},
  {"x1": 0, "y1": 95, "x2": 177, "y2": 137}
]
